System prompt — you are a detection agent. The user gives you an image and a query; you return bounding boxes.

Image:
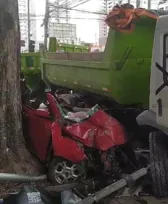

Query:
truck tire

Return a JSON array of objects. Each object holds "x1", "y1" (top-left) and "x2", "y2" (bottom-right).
[{"x1": 150, "y1": 131, "x2": 168, "y2": 197}]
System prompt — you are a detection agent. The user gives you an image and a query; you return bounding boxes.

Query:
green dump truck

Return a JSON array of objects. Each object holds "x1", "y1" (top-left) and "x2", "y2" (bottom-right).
[
  {"x1": 39, "y1": 5, "x2": 168, "y2": 144},
  {"x1": 21, "y1": 40, "x2": 89, "y2": 70},
  {"x1": 41, "y1": 6, "x2": 168, "y2": 109},
  {"x1": 39, "y1": 5, "x2": 168, "y2": 110}
]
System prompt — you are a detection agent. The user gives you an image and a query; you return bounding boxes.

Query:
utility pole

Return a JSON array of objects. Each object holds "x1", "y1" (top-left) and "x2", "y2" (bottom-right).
[
  {"x1": 27, "y1": 0, "x2": 30, "y2": 52},
  {"x1": 136, "y1": 0, "x2": 140, "y2": 7},
  {"x1": 56, "y1": 0, "x2": 60, "y2": 23},
  {"x1": 44, "y1": 0, "x2": 49, "y2": 50},
  {"x1": 65, "y1": 0, "x2": 69, "y2": 23},
  {"x1": 148, "y1": 0, "x2": 151, "y2": 9}
]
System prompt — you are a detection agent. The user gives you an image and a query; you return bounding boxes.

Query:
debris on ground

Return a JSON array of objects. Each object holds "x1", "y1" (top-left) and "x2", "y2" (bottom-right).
[{"x1": 0, "y1": 180, "x2": 49, "y2": 198}]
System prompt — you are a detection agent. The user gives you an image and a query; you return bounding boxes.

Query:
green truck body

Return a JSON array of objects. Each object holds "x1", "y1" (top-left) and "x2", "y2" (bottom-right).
[
  {"x1": 21, "y1": 41, "x2": 89, "y2": 88},
  {"x1": 41, "y1": 17, "x2": 156, "y2": 108},
  {"x1": 21, "y1": 45, "x2": 89, "y2": 69}
]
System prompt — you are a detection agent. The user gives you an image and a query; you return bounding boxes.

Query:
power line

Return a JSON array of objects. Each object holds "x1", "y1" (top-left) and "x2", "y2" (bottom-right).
[
  {"x1": 59, "y1": 0, "x2": 70, "y2": 22},
  {"x1": 54, "y1": 16, "x2": 104, "y2": 20},
  {"x1": 61, "y1": 0, "x2": 74, "y2": 7},
  {"x1": 19, "y1": 6, "x2": 104, "y2": 21},
  {"x1": 49, "y1": 4, "x2": 106, "y2": 15},
  {"x1": 70, "y1": 0, "x2": 92, "y2": 8},
  {"x1": 60, "y1": 0, "x2": 81, "y2": 7},
  {"x1": 68, "y1": 0, "x2": 81, "y2": 6},
  {"x1": 19, "y1": 14, "x2": 45, "y2": 17},
  {"x1": 59, "y1": 0, "x2": 68, "y2": 6},
  {"x1": 20, "y1": 16, "x2": 104, "y2": 21}
]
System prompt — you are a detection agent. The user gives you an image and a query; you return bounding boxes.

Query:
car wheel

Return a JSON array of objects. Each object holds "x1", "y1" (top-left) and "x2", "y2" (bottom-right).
[
  {"x1": 48, "y1": 158, "x2": 86, "y2": 185},
  {"x1": 150, "y1": 131, "x2": 168, "y2": 197}
]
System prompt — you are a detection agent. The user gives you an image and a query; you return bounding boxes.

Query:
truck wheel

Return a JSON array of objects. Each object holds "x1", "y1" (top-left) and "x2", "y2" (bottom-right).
[
  {"x1": 48, "y1": 158, "x2": 86, "y2": 185},
  {"x1": 150, "y1": 131, "x2": 168, "y2": 197}
]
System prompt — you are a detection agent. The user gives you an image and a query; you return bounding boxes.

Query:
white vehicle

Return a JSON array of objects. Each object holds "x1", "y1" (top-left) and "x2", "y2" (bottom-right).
[{"x1": 137, "y1": 15, "x2": 168, "y2": 198}]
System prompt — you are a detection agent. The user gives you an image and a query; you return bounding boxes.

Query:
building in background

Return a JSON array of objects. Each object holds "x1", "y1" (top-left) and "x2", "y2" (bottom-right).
[
  {"x1": 99, "y1": 0, "x2": 113, "y2": 46},
  {"x1": 48, "y1": 0, "x2": 77, "y2": 44},
  {"x1": 19, "y1": 0, "x2": 28, "y2": 51},
  {"x1": 158, "y1": 0, "x2": 168, "y2": 9},
  {"x1": 49, "y1": 22, "x2": 77, "y2": 44},
  {"x1": 30, "y1": 1, "x2": 37, "y2": 45},
  {"x1": 50, "y1": 0, "x2": 70, "y2": 23},
  {"x1": 18, "y1": 0, "x2": 37, "y2": 52}
]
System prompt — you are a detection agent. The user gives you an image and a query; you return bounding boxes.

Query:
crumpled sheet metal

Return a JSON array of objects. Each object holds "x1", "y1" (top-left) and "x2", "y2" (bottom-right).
[
  {"x1": 65, "y1": 110, "x2": 127, "y2": 151},
  {"x1": 105, "y1": 3, "x2": 168, "y2": 33}
]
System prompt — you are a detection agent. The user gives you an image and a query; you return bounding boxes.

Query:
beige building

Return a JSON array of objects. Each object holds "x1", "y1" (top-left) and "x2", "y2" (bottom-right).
[
  {"x1": 98, "y1": 0, "x2": 113, "y2": 46},
  {"x1": 18, "y1": 0, "x2": 37, "y2": 52},
  {"x1": 158, "y1": 1, "x2": 168, "y2": 9},
  {"x1": 49, "y1": 22, "x2": 77, "y2": 44}
]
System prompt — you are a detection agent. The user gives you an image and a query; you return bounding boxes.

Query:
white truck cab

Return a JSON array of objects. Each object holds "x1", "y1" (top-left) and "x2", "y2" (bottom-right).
[
  {"x1": 137, "y1": 15, "x2": 168, "y2": 198},
  {"x1": 150, "y1": 15, "x2": 168, "y2": 128},
  {"x1": 137, "y1": 15, "x2": 168, "y2": 134}
]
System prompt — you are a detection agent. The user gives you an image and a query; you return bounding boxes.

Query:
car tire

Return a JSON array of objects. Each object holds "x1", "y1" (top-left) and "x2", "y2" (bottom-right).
[
  {"x1": 48, "y1": 158, "x2": 86, "y2": 185},
  {"x1": 48, "y1": 158, "x2": 60, "y2": 185},
  {"x1": 150, "y1": 131, "x2": 168, "y2": 197}
]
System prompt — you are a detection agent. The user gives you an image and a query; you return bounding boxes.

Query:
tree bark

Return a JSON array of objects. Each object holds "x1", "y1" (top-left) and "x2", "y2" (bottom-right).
[{"x1": 0, "y1": 0, "x2": 42, "y2": 174}]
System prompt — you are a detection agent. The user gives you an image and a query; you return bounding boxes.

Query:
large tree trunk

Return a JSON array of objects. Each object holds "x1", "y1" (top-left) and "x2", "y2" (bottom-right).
[{"x1": 0, "y1": 0, "x2": 41, "y2": 174}]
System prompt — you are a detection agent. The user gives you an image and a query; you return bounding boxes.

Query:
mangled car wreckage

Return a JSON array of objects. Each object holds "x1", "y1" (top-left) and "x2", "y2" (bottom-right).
[{"x1": 22, "y1": 86, "x2": 137, "y2": 184}]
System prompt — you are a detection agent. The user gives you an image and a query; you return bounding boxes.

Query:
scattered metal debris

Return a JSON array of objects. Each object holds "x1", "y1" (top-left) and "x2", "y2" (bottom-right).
[
  {"x1": 0, "y1": 173, "x2": 46, "y2": 182},
  {"x1": 77, "y1": 167, "x2": 149, "y2": 204}
]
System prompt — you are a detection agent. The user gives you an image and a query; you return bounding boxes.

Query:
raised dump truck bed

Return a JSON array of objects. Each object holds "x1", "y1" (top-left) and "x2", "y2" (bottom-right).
[{"x1": 41, "y1": 7, "x2": 168, "y2": 108}]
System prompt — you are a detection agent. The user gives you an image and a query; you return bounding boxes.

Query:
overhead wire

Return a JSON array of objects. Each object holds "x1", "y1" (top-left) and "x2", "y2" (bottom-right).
[
  {"x1": 19, "y1": 7, "x2": 106, "y2": 23},
  {"x1": 60, "y1": 0, "x2": 81, "y2": 8},
  {"x1": 47, "y1": 0, "x2": 106, "y2": 26},
  {"x1": 58, "y1": 0, "x2": 67, "y2": 6},
  {"x1": 20, "y1": 16, "x2": 104, "y2": 21},
  {"x1": 58, "y1": 0, "x2": 74, "y2": 8},
  {"x1": 70, "y1": 0, "x2": 92, "y2": 8},
  {"x1": 68, "y1": 0, "x2": 81, "y2": 6},
  {"x1": 51, "y1": 0, "x2": 94, "y2": 13},
  {"x1": 49, "y1": 4, "x2": 106, "y2": 15}
]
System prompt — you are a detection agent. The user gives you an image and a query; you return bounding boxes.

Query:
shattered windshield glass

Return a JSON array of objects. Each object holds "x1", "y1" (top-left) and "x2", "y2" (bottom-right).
[
  {"x1": 52, "y1": 95, "x2": 100, "y2": 122},
  {"x1": 64, "y1": 105, "x2": 100, "y2": 123}
]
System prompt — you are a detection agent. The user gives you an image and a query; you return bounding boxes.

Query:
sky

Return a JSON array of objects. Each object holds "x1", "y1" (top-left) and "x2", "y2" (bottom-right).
[{"x1": 34, "y1": 0, "x2": 101, "y2": 43}]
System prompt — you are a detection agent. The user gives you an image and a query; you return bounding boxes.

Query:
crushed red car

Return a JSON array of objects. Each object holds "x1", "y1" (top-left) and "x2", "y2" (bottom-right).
[{"x1": 22, "y1": 89, "x2": 137, "y2": 184}]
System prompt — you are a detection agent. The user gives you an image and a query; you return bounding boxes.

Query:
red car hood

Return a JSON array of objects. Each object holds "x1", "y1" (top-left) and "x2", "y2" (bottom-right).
[{"x1": 64, "y1": 110, "x2": 127, "y2": 151}]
